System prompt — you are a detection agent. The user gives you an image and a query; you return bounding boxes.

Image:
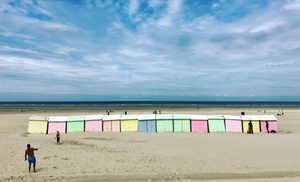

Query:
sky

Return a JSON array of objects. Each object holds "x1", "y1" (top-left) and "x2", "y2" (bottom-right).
[{"x1": 0, "y1": 0, "x2": 300, "y2": 101}]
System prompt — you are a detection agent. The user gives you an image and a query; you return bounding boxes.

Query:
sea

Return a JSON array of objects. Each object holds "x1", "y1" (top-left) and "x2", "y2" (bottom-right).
[{"x1": 0, "y1": 101, "x2": 299, "y2": 113}]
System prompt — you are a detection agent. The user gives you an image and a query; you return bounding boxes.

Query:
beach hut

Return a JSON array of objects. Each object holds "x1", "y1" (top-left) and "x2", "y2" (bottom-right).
[
  {"x1": 27, "y1": 116, "x2": 49, "y2": 134},
  {"x1": 259, "y1": 115, "x2": 278, "y2": 133},
  {"x1": 173, "y1": 114, "x2": 191, "y2": 132},
  {"x1": 223, "y1": 115, "x2": 243, "y2": 133},
  {"x1": 138, "y1": 114, "x2": 156, "y2": 132},
  {"x1": 120, "y1": 114, "x2": 138, "y2": 132},
  {"x1": 207, "y1": 115, "x2": 225, "y2": 133},
  {"x1": 190, "y1": 115, "x2": 208, "y2": 132},
  {"x1": 48, "y1": 116, "x2": 67, "y2": 134},
  {"x1": 85, "y1": 115, "x2": 103, "y2": 132},
  {"x1": 156, "y1": 114, "x2": 173, "y2": 132},
  {"x1": 241, "y1": 115, "x2": 261, "y2": 133},
  {"x1": 102, "y1": 115, "x2": 121, "y2": 132},
  {"x1": 66, "y1": 115, "x2": 85, "y2": 133}
]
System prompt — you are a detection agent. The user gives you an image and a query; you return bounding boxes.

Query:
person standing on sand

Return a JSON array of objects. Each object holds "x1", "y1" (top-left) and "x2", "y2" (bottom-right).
[
  {"x1": 266, "y1": 121, "x2": 269, "y2": 133},
  {"x1": 55, "y1": 131, "x2": 60, "y2": 145},
  {"x1": 248, "y1": 121, "x2": 253, "y2": 134},
  {"x1": 25, "y1": 144, "x2": 38, "y2": 173}
]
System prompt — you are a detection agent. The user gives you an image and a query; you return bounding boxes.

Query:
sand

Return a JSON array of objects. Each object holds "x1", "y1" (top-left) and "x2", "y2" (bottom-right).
[{"x1": 0, "y1": 107, "x2": 300, "y2": 182}]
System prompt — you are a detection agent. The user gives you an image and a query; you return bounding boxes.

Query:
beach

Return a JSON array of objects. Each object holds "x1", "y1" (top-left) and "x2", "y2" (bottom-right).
[{"x1": 1, "y1": 106, "x2": 300, "y2": 182}]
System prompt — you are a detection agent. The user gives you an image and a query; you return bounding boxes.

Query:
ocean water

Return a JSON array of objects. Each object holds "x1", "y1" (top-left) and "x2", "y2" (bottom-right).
[{"x1": 0, "y1": 101, "x2": 299, "y2": 113}]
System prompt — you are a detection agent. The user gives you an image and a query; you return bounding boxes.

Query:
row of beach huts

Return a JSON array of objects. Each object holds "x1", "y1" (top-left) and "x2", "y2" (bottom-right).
[{"x1": 28, "y1": 114, "x2": 278, "y2": 134}]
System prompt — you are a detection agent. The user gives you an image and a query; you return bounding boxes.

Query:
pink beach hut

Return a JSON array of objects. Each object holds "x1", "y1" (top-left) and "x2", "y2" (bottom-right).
[
  {"x1": 223, "y1": 115, "x2": 242, "y2": 133},
  {"x1": 259, "y1": 115, "x2": 278, "y2": 133},
  {"x1": 103, "y1": 115, "x2": 121, "y2": 132},
  {"x1": 85, "y1": 115, "x2": 103, "y2": 132},
  {"x1": 48, "y1": 116, "x2": 67, "y2": 134},
  {"x1": 190, "y1": 115, "x2": 208, "y2": 132}
]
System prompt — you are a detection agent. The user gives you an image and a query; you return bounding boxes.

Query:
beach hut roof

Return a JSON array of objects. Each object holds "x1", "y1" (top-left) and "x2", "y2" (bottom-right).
[
  {"x1": 121, "y1": 114, "x2": 138, "y2": 120},
  {"x1": 85, "y1": 115, "x2": 103, "y2": 120},
  {"x1": 67, "y1": 115, "x2": 85, "y2": 121},
  {"x1": 172, "y1": 114, "x2": 190, "y2": 119},
  {"x1": 155, "y1": 114, "x2": 173, "y2": 120},
  {"x1": 240, "y1": 115, "x2": 262, "y2": 120},
  {"x1": 256, "y1": 115, "x2": 277, "y2": 121},
  {"x1": 138, "y1": 114, "x2": 156, "y2": 120},
  {"x1": 103, "y1": 114, "x2": 121, "y2": 121},
  {"x1": 207, "y1": 115, "x2": 224, "y2": 119},
  {"x1": 29, "y1": 115, "x2": 49, "y2": 121},
  {"x1": 223, "y1": 115, "x2": 242, "y2": 120},
  {"x1": 48, "y1": 116, "x2": 68, "y2": 122},
  {"x1": 190, "y1": 115, "x2": 208, "y2": 120}
]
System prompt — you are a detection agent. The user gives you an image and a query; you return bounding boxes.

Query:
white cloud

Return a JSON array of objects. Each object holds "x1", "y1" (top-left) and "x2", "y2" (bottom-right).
[
  {"x1": 128, "y1": 0, "x2": 139, "y2": 16},
  {"x1": 249, "y1": 20, "x2": 284, "y2": 33},
  {"x1": 284, "y1": 0, "x2": 300, "y2": 10}
]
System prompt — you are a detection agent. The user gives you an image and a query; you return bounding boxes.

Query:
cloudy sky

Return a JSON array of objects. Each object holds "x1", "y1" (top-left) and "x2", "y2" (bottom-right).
[{"x1": 1, "y1": 0, "x2": 300, "y2": 101}]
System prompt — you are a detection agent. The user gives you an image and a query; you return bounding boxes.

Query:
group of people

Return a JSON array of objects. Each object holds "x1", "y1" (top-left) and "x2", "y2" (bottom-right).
[{"x1": 24, "y1": 131, "x2": 61, "y2": 173}]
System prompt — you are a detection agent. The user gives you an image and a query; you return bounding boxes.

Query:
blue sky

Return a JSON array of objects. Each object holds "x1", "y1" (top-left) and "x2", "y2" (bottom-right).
[{"x1": 1, "y1": 0, "x2": 300, "y2": 101}]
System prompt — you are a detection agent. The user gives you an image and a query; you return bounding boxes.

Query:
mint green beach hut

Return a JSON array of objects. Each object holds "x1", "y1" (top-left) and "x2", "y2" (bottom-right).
[
  {"x1": 207, "y1": 115, "x2": 225, "y2": 133},
  {"x1": 173, "y1": 114, "x2": 191, "y2": 132},
  {"x1": 156, "y1": 114, "x2": 173, "y2": 132},
  {"x1": 67, "y1": 115, "x2": 85, "y2": 133}
]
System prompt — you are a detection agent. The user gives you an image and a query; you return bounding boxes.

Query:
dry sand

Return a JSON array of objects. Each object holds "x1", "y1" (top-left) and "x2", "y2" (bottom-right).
[{"x1": 0, "y1": 108, "x2": 300, "y2": 182}]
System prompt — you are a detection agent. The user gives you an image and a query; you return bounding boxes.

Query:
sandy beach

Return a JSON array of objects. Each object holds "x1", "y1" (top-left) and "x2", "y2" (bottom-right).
[{"x1": 1, "y1": 107, "x2": 300, "y2": 182}]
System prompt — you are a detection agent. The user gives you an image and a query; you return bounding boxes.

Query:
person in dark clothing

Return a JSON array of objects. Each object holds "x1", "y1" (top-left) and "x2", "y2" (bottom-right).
[
  {"x1": 248, "y1": 121, "x2": 253, "y2": 134},
  {"x1": 266, "y1": 121, "x2": 269, "y2": 133}
]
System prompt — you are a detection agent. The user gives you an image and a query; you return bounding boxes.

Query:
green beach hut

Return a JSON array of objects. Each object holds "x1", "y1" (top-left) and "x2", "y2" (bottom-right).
[
  {"x1": 67, "y1": 115, "x2": 85, "y2": 133},
  {"x1": 173, "y1": 114, "x2": 191, "y2": 132},
  {"x1": 156, "y1": 114, "x2": 173, "y2": 132},
  {"x1": 207, "y1": 115, "x2": 225, "y2": 133}
]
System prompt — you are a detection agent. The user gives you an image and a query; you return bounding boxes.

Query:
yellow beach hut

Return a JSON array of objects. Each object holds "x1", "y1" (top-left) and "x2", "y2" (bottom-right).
[
  {"x1": 241, "y1": 115, "x2": 261, "y2": 133},
  {"x1": 28, "y1": 116, "x2": 49, "y2": 134},
  {"x1": 120, "y1": 114, "x2": 138, "y2": 132}
]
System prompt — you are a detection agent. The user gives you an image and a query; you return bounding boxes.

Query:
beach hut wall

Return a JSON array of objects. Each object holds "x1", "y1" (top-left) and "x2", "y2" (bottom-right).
[
  {"x1": 138, "y1": 114, "x2": 156, "y2": 132},
  {"x1": 85, "y1": 115, "x2": 103, "y2": 132},
  {"x1": 241, "y1": 115, "x2": 261, "y2": 133},
  {"x1": 190, "y1": 115, "x2": 208, "y2": 132},
  {"x1": 120, "y1": 114, "x2": 138, "y2": 132},
  {"x1": 172, "y1": 114, "x2": 191, "y2": 132},
  {"x1": 223, "y1": 115, "x2": 242, "y2": 133},
  {"x1": 48, "y1": 116, "x2": 67, "y2": 134},
  {"x1": 207, "y1": 115, "x2": 225, "y2": 132},
  {"x1": 259, "y1": 115, "x2": 278, "y2": 133},
  {"x1": 66, "y1": 115, "x2": 85, "y2": 133},
  {"x1": 27, "y1": 116, "x2": 49, "y2": 134},
  {"x1": 102, "y1": 115, "x2": 121, "y2": 132},
  {"x1": 155, "y1": 114, "x2": 173, "y2": 132}
]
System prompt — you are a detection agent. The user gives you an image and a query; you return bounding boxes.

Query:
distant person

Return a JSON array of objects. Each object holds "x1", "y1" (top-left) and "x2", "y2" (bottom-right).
[
  {"x1": 247, "y1": 121, "x2": 253, "y2": 134},
  {"x1": 55, "y1": 131, "x2": 60, "y2": 145},
  {"x1": 266, "y1": 121, "x2": 269, "y2": 133},
  {"x1": 25, "y1": 144, "x2": 38, "y2": 173}
]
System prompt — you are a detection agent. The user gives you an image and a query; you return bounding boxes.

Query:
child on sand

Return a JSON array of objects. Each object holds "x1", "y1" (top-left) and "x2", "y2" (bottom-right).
[{"x1": 55, "y1": 131, "x2": 60, "y2": 145}]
